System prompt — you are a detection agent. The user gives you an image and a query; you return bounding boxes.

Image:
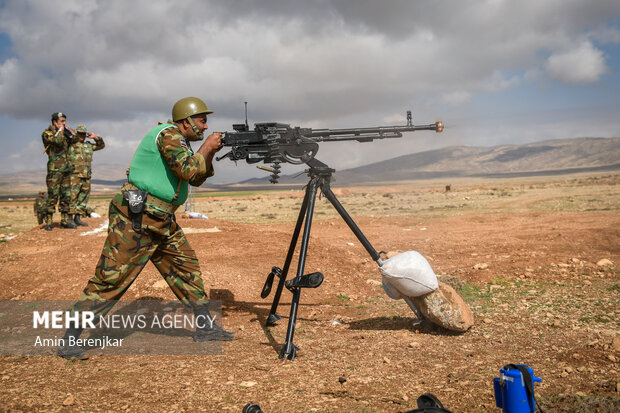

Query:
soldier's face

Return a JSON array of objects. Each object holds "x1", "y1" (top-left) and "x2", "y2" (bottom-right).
[
  {"x1": 193, "y1": 114, "x2": 208, "y2": 132},
  {"x1": 77, "y1": 133, "x2": 86, "y2": 142},
  {"x1": 52, "y1": 117, "x2": 66, "y2": 129},
  {"x1": 184, "y1": 114, "x2": 208, "y2": 141}
]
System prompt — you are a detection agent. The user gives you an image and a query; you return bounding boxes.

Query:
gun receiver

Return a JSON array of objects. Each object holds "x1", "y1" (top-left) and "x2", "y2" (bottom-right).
[{"x1": 217, "y1": 109, "x2": 443, "y2": 183}]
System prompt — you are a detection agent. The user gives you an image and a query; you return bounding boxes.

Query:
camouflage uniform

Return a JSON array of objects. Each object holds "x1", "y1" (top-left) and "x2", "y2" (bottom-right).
[
  {"x1": 33, "y1": 192, "x2": 47, "y2": 225},
  {"x1": 41, "y1": 125, "x2": 76, "y2": 226},
  {"x1": 69, "y1": 135, "x2": 105, "y2": 217},
  {"x1": 73, "y1": 123, "x2": 214, "y2": 317}
]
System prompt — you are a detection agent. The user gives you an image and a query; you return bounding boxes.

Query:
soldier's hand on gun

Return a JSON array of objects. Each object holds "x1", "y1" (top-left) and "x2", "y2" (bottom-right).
[
  {"x1": 205, "y1": 132, "x2": 223, "y2": 152},
  {"x1": 197, "y1": 132, "x2": 223, "y2": 160}
]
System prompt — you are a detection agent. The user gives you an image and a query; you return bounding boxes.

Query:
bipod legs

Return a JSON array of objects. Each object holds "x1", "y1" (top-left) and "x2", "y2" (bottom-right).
[
  {"x1": 261, "y1": 177, "x2": 314, "y2": 326},
  {"x1": 280, "y1": 177, "x2": 320, "y2": 360},
  {"x1": 260, "y1": 166, "x2": 382, "y2": 360},
  {"x1": 259, "y1": 176, "x2": 323, "y2": 360}
]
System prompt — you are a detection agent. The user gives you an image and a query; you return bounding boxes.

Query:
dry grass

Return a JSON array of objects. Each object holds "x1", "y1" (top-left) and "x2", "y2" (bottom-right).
[{"x1": 2, "y1": 174, "x2": 619, "y2": 241}]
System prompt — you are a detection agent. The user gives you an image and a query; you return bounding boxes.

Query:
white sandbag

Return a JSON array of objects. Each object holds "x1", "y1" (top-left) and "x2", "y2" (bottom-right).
[
  {"x1": 382, "y1": 277, "x2": 405, "y2": 300},
  {"x1": 187, "y1": 211, "x2": 209, "y2": 219},
  {"x1": 379, "y1": 251, "x2": 438, "y2": 298}
]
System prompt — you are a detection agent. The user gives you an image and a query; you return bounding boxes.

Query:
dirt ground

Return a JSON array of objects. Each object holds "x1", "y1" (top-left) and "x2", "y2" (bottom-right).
[{"x1": 0, "y1": 174, "x2": 619, "y2": 412}]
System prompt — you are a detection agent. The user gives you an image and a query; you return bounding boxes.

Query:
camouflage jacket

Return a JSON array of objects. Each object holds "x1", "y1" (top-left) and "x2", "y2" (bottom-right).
[
  {"x1": 33, "y1": 196, "x2": 47, "y2": 214},
  {"x1": 69, "y1": 137, "x2": 105, "y2": 178},
  {"x1": 156, "y1": 122, "x2": 214, "y2": 187},
  {"x1": 41, "y1": 125, "x2": 76, "y2": 172}
]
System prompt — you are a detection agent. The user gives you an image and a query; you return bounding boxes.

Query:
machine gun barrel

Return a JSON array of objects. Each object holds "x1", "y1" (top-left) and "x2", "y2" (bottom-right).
[{"x1": 308, "y1": 122, "x2": 443, "y2": 142}]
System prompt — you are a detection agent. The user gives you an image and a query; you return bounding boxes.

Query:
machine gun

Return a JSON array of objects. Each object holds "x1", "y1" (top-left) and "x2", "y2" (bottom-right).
[
  {"x1": 217, "y1": 103, "x2": 443, "y2": 183},
  {"x1": 217, "y1": 104, "x2": 444, "y2": 360}
]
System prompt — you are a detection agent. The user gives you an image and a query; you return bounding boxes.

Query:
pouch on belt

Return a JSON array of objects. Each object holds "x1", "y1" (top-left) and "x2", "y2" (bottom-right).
[{"x1": 123, "y1": 190, "x2": 148, "y2": 232}]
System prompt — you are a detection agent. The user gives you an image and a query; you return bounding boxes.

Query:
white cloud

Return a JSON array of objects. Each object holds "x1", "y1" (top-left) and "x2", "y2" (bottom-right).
[
  {"x1": 2, "y1": 0, "x2": 616, "y2": 121},
  {"x1": 441, "y1": 91, "x2": 472, "y2": 105},
  {"x1": 545, "y1": 41, "x2": 609, "y2": 83},
  {"x1": 0, "y1": 0, "x2": 619, "y2": 180}
]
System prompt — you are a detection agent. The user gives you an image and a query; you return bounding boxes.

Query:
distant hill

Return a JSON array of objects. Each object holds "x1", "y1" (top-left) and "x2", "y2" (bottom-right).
[
  {"x1": 238, "y1": 137, "x2": 620, "y2": 186},
  {"x1": 1, "y1": 137, "x2": 619, "y2": 196},
  {"x1": 0, "y1": 164, "x2": 127, "y2": 196}
]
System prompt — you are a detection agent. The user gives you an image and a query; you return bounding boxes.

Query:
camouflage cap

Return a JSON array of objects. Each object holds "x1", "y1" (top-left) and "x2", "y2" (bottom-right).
[
  {"x1": 51, "y1": 112, "x2": 66, "y2": 120},
  {"x1": 76, "y1": 124, "x2": 87, "y2": 134}
]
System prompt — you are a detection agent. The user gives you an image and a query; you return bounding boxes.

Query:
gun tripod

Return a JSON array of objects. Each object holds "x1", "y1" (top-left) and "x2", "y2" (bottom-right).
[{"x1": 260, "y1": 159, "x2": 385, "y2": 360}]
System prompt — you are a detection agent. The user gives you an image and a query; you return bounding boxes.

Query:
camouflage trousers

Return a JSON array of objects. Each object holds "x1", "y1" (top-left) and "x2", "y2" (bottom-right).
[
  {"x1": 70, "y1": 175, "x2": 91, "y2": 216},
  {"x1": 73, "y1": 196, "x2": 208, "y2": 318},
  {"x1": 45, "y1": 169, "x2": 73, "y2": 215},
  {"x1": 36, "y1": 213, "x2": 45, "y2": 225}
]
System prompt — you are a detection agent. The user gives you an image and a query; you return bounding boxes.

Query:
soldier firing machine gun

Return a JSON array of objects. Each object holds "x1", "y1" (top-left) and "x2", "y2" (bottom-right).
[{"x1": 217, "y1": 104, "x2": 443, "y2": 360}]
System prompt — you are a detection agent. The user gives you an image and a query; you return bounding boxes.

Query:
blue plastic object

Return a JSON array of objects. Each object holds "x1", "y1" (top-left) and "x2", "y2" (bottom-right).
[{"x1": 493, "y1": 364, "x2": 542, "y2": 413}]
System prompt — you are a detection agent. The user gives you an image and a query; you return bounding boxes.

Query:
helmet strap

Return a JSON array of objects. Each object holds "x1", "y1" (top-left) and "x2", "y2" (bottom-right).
[{"x1": 187, "y1": 117, "x2": 204, "y2": 141}]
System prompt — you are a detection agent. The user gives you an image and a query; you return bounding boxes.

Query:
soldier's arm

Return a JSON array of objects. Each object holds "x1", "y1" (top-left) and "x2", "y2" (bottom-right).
[
  {"x1": 156, "y1": 129, "x2": 212, "y2": 186},
  {"x1": 88, "y1": 138, "x2": 105, "y2": 151},
  {"x1": 88, "y1": 133, "x2": 105, "y2": 151},
  {"x1": 189, "y1": 163, "x2": 213, "y2": 187},
  {"x1": 41, "y1": 128, "x2": 65, "y2": 147},
  {"x1": 95, "y1": 137, "x2": 105, "y2": 150}
]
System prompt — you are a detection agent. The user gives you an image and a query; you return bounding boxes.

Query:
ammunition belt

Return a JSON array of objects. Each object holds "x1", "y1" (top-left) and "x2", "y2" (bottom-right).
[{"x1": 121, "y1": 182, "x2": 179, "y2": 214}]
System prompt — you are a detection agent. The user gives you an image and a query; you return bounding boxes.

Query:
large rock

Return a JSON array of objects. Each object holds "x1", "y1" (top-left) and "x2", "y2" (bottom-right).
[{"x1": 412, "y1": 281, "x2": 474, "y2": 332}]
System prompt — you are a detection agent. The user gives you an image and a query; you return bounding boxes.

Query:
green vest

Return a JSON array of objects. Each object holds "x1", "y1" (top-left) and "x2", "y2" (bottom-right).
[{"x1": 128, "y1": 123, "x2": 189, "y2": 206}]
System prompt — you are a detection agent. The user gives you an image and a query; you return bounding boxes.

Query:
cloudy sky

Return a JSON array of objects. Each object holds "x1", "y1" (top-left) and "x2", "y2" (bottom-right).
[{"x1": 1, "y1": 0, "x2": 619, "y2": 184}]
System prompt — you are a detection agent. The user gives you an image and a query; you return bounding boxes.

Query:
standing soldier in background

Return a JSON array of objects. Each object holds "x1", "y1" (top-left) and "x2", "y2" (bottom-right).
[
  {"x1": 41, "y1": 112, "x2": 77, "y2": 230},
  {"x1": 33, "y1": 191, "x2": 47, "y2": 225},
  {"x1": 69, "y1": 125, "x2": 105, "y2": 226}
]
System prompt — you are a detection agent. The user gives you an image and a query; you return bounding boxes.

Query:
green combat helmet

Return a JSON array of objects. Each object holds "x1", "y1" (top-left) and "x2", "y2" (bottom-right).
[
  {"x1": 76, "y1": 124, "x2": 87, "y2": 134},
  {"x1": 172, "y1": 97, "x2": 213, "y2": 141},
  {"x1": 172, "y1": 97, "x2": 213, "y2": 121}
]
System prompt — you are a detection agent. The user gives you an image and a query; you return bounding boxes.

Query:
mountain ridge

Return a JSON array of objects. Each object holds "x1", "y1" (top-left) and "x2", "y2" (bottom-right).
[
  {"x1": 1, "y1": 137, "x2": 618, "y2": 194},
  {"x1": 239, "y1": 137, "x2": 620, "y2": 185}
]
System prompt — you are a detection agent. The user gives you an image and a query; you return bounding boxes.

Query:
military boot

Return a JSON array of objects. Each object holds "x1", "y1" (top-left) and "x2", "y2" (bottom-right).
[
  {"x1": 44, "y1": 214, "x2": 53, "y2": 231},
  {"x1": 61, "y1": 213, "x2": 77, "y2": 229},
  {"x1": 193, "y1": 305, "x2": 234, "y2": 342},
  {"x1": 57, "y1": 326, "x2": 88, "y2": 360},
  {"x1": 73, "y1": 214, "x2": 88, "y2": 227}
]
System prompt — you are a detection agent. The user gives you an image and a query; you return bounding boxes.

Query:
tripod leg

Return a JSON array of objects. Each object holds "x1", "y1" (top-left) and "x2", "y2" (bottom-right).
[
  {"x1": 280, "y1": 178, "x2": 319, "y2": 360},
  {"x1": 265, "y1": 180, "x2": 312, "y2": 325},
  {"x1": 403, "y1": 296, "x2": 425, "y2": 321},
  {"x1": 320, "y1": 182, "x2": 383, "y2": 265}
]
